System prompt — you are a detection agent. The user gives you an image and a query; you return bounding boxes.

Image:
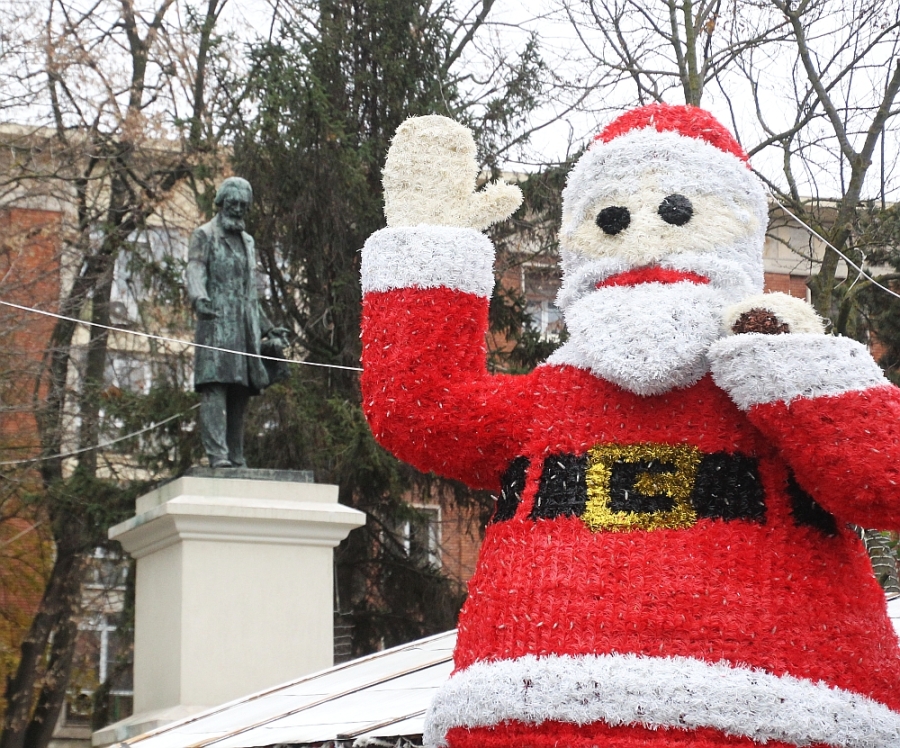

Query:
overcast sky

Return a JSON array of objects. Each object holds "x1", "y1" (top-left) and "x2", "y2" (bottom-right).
[
  {"x1": 214, "y1": 0, "x2": 900, "y2": 202},
  {"x1": 4, "y1": 0, "x2": 897, "y2": 201}
]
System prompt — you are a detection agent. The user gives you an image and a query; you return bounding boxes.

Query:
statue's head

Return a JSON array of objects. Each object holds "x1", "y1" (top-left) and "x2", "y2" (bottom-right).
[{"x1": 214, "y1": 177, "x2": 253, "y2": 233}]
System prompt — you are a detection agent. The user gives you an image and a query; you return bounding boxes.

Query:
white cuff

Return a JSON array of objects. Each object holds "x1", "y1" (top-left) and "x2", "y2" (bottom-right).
[
  {"x1": 361, "y1": 226, "x2": 494, "y2": 296},
  {"x1": 708, "y1": 333, "x2": 887, "y2": 410}
]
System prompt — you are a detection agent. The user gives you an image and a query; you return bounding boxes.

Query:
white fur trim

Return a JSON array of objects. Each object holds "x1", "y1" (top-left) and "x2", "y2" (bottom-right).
[
  {"x1": 661, "y1": 253, "x2": 758, "y2": 299},
  {"x1": 544, "y1": 339, "x2": 594, "y2": 372},
  {"x1": 562, "y1": 129, "x2": 766, "y2": 238},
  {"x1": 708, "y1": 333, "x2": 887, "y2": 410},
  {"x1": 423, "y1": 653, "x2": 900, "y2": 748},
  {"x1": 556, "y1": 253, "x2": 755, "y2": 314},
  {"x1": 723, "y1": 293, "x2": 825, "y2": 335},
  {"x1": 361, "y1": 226, "x2": 494, "y2": 296},
  {"x1": 555, "y1": 256, "x2": 633, "y2": 312}
]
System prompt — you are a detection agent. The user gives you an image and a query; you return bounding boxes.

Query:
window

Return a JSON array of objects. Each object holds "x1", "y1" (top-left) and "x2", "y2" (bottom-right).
[
  {"x1": 66, "y1": 613, "x2": 133, "y2": 727},
  {"x1": 104, "y1": 352, "x2": 152, "y2": 395},
  {"x1": 398, "y1": 505, "x2": 441, "y2": 568},
  {"x1": 84, "y1": 547, "x2": 129, "y2": 589},
  {"x1": 522, "y1": 265, "x2": 563, "y2": 339},
  {"x1": 62, "y1": 549, "x2": 133, "y2": 732},
  {"x1": 109, "y1": 228, "x2": 190, "y2": 325}
]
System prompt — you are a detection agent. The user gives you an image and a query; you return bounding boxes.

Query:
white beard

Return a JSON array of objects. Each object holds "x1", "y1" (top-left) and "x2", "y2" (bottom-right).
[{"x1": 549, "y1": 281, "x2": 731, "y2": 396}]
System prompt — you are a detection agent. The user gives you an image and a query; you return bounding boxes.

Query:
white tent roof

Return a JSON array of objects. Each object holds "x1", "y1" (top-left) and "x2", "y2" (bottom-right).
[
  {"x1": 116, "y1": 630, "x2": 455, "y2": 748},
  {"x1": 889, "y1": 595, "x2": 900, "y2": 634},
  {"x1": 116, "y1": 596, "x2": 900, "y2": 748}
]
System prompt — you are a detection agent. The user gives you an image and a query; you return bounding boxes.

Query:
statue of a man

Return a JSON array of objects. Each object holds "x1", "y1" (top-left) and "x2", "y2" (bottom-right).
[{"x1": 186, "y1": 177, "x2": 287, "y2": 468}]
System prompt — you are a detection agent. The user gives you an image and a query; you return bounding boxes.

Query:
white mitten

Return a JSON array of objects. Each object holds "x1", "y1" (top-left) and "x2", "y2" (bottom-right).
[
  {"x1": 383, "y1": 115, "x2": 523, "y2": 230},
  {"x1": 709, "y1": 292, "x2": 886, "y2": 409},
  {"x1": 363, "y1": 116, "x2": 523, "y2": 297}
]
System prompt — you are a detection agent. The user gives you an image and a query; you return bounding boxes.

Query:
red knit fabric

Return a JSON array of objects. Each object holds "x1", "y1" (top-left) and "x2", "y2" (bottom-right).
[
  {"x1": 361, "y1": 283, "x2": 900, "y2": 712},
  {"x1": 361, "y1": 281, "x2": 900, "y2": 745},
  {"x1": 362, "y1": 286, "x2": 537, "y2": 491},
  {"x1": 747, "y1": 385, "x2": 900, "y2": 529},
  {"x1": 455, "y1": 489, "x2": 898, "y2": 707},
  {"x1": 595, "y1": 104, "x2": 750, "y2": 165},
  {"x1": 447, "y1": 722, "x2": 830, "y2": 748}
]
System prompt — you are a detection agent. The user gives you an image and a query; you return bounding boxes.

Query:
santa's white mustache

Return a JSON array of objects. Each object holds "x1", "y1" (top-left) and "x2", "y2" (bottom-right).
[
  {"x1": 556, "y1": 251, "x2": 755, "y2": 313},
  {"x1": 547, "y1": 252, "x2": 759, "y2": 397}
]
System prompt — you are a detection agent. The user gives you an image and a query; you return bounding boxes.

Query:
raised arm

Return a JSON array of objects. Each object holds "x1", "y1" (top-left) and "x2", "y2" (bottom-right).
[{"x1": 360, "y1": 116, "x2": 531, "y2": 490}]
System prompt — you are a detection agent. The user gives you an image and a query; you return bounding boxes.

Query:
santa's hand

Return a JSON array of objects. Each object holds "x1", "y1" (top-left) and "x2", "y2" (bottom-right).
[
  {"x1": 723, "y1": 292, "x2": 824, "y2": 336},
  {"x1": 709, "y1": 292, "x2": 886, "y2": 410},
  {"x1": 382, "y1": 115, "x2": 523, "y2": 230}
]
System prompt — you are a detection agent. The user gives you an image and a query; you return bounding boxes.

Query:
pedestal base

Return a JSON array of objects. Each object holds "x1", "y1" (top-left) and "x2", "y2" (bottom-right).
[{"x1": 94, "y1": 472, "x2": 364, "y2": 746}]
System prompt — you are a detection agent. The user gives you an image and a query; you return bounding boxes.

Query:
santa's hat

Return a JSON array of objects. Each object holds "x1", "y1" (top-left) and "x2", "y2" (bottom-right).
[
  {"x1": 558, "y1": 104, "x2": 768, "y2": 308},
  {"x1": 595, "y1": 103, "x2": 751, "y2": 161}
]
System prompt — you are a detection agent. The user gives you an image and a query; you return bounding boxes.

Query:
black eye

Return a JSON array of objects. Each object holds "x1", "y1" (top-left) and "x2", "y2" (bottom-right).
[
  {"x1": 658, "y1": 194, "x2": 693, "y2": 226},
  {"x1": 596, "y1": 206, "x2": 631, "y2": 235}
]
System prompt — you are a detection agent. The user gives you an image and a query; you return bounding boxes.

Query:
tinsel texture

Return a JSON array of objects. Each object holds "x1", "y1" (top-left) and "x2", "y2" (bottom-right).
[
  {"x1": 361, "y1": 104, "x2": 900, "y2": 748},
  {"x1": 596, "y1": 103, "x2": 751, "y2": 164}
]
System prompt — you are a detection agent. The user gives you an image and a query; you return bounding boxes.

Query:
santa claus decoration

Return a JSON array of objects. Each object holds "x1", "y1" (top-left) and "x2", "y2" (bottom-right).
[{"x1": 360, "y1": 104, "x2": 900, "y2": 748}]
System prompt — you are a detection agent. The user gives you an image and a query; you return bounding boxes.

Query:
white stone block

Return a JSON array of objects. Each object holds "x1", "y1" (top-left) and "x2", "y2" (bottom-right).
[{"x1": 95, "y1": 474, "x2": 365, "y2": 746}]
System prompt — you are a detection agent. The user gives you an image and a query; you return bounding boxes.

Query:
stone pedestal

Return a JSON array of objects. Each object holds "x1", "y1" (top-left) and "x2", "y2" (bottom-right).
[{"x1": 93, "y1": 470, "x2": 365, "y2": 746}]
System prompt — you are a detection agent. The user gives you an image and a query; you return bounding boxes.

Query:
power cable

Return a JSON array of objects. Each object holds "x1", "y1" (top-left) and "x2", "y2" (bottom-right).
[
  {"x1": 0, "y1": 521, "x2": 42, "y2": 549},
  {"x1": 768, "y1": 193, "x2": 900, "y2": 304},
  {"x1": 0, "y1": 299, "x2": 364, "y2": 372},
  {"x1": 0, "y1": 404, "x2": 200, "y2": 467}
]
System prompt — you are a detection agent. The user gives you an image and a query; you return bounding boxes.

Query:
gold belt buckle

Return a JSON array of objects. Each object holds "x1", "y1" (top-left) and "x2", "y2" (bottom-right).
[{"x1": 582, "y1": 443, "x2": 702, "y2": 532}]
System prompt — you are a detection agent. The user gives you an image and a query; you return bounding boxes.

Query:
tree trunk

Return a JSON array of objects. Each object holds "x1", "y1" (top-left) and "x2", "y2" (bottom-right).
[
  {"x1": 22, "y1": 614, "x2": 79, "y2": 748},
  {"x1": 0, "y1": 551, "x2": 83, "y2": 748}
]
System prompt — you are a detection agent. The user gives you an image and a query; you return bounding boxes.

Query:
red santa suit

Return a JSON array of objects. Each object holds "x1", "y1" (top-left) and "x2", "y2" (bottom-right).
[{"x1": 360, "y1": 106, "x2": 900, "y2": 748}]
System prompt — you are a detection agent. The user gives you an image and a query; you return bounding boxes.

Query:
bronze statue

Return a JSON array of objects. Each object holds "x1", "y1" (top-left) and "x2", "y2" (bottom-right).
[{"x1": 186, "y1": 177, "x2": 287, "y2": 468}]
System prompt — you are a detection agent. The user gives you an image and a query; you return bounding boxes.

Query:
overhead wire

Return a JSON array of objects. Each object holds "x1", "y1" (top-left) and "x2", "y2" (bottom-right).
[
  {"x1": 0, "y1": 404, "x2": 200, "y2": 466},
  {"x1": 0, "y1": 299, "x2": 364, "y2": 372},
  {"x1": 768, "y1": 193, "x2": 900, "y2": 304},
  {"x1": 0, "y1": 520, "x2": 43, "y2": 549},
  {"x1": 6, "y1": 201, "x2": 900, "y2": 364},
  {"x1": 4, "y1": 200, "x2": 900, "y2": 469},
  {"x1": 0, "y1": 296, "x2": 361, "y2": 468}
]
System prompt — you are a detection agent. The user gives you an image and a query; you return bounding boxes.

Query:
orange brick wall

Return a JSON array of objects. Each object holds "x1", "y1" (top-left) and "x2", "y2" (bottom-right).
[
  {"x1": 763, "y1": 272, "x2": 809, "y2": 299},
  {"x1": 436, "y1": 497, "x2": 487, "y2": 586},
  {"x1": 0, "y1": 517, "x2": 53, "y2": 697},
  {"x1": 0, "y1": 208, "x2": 59, "y2": 709},
  {"x1": 0, "y1": 207, "x2": 62, "y2": 458}
]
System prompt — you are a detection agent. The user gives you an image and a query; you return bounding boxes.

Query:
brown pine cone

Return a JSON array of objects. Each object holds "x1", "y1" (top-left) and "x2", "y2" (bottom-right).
[{"x1": 731, "y1": 308, "x2": 791, "y2": 335}]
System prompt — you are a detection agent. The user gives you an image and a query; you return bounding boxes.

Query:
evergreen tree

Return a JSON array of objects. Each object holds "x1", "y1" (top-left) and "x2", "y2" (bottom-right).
[
  {"x1": 230, "y1": 0, "x2": 550, "y2": 654},
  {"x1": 854, "y1": 203, "x2": 900, "y2": 383}
]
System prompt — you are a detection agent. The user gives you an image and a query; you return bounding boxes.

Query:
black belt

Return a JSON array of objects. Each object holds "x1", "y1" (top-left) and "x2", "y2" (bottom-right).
[
  {"x1": 492, "y1": 444, "x2": 837, "y2": 535},
  {"x1": 491, "y1": 443, "x2": 766, "y2": 532}
]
